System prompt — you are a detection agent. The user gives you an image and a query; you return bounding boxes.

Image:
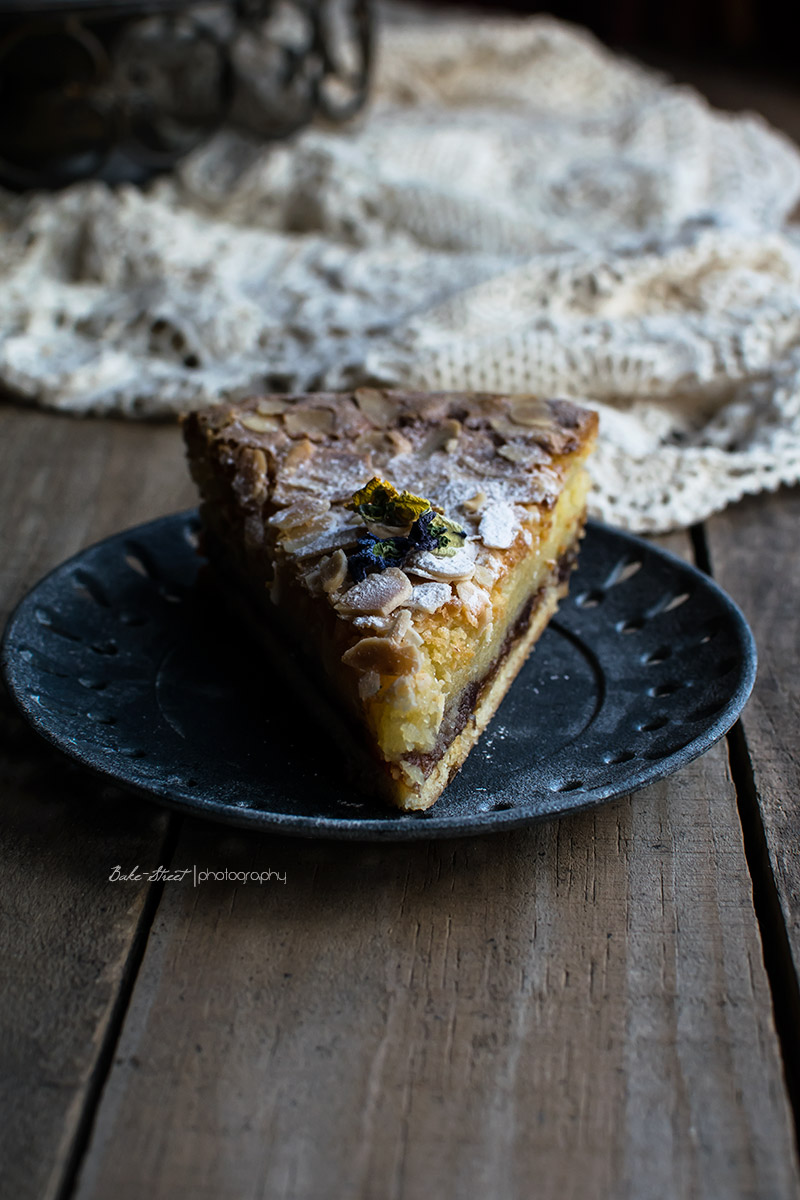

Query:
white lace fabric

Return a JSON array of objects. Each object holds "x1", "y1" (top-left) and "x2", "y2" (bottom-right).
[{"x1": 2, "y1": 9, "x2": 800, "y2": 531}]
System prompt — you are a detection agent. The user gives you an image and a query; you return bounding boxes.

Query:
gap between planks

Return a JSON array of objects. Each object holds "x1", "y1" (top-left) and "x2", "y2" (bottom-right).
[
  {"x1": 53, "y1": 814, "x2": 184, "y2": 1200},
  {"x1": 690, "y1": 521, "x2": 800, "y2": 1159}
]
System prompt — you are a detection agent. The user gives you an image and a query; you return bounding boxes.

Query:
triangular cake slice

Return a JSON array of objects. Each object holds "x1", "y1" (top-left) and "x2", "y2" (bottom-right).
[{"x1": 182, "y1": 390, "x2": 597, "y2": 811}]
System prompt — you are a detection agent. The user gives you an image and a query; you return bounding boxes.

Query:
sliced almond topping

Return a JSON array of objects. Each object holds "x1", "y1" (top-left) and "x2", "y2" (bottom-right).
[
  {"x1": 488, "y1": 416, "x2": 525, "y2": 440},
  {"x1": 388, "y1": 608, "x2": 414, "y2": 644},
  {"x1": 405, "y1": 542, "x2": 476, "y2": 583},
  {"x1": 320, "y1": 548, "x2": 348, "y2": 593},
  {"x1": 285, "y1": 437, "x2": 315, "y2": 468},
  {"x1": 354, "y1": 430, "x2": 397, "y2": 456},
  {"x1": 389, "y1": 429, "x2": 413, "y2": 454},
  {"x1": 337, "y1": 567, "x2": 412, "y2": 617},
  {"x1": 342, "y1": 636, "x2": 420, "y2": 677},
  {"x1": 354, "y1": 387, "x2": 396, "y2": 428},
  {"x1": 351, "y1": 615, "x2": 394, "y2": 633},
  {"x1": 241, "y1": 413, "x2": 281, "y2": 434},
  {"x1": 405, "y1": 581, "x2": 452, "y2": 613},
  {"x1": 257, "y1": 398, "x2": 289, "y2": 416},
  {"x1": 280, "y1": 475, "x2": 325, "y2": 495},
  {"x1": 284, "y1": 407, "x2": 335, "y2": 440},
  {"x1": 462, "y1": 491, "x2": 487, "y2": 514},
  {"x1": 209, "y1": 406, "x2": 236, "y2": 432},
  {"x1": 478, "y1": 502, "x2": 519, "y2": 550},
  {"x1": 472, "y1": 562, "x2": 498, "y2": 589},
  {"x1": 268, "y1": 496, "x2": 330, "y2": 533},
  {"x1": 456, "y1": 580, "x2": 492, "y2": 629},
  {"x1": 420, "y1": 418, "x2": 462, "y2": 457},
  {"x1": 499, "y1": 442, "x2": 540, "y2": 465},
  {"x1": 232, "y1": 447, "x2": 268, "y2": 504},
  {"x1": 388, "y1": 614, "x2": 424, "y2": 652},
  {"x1": 509, "y1": 397, "x2": 554, "y2": 428},
  {"x1": 282, "y1": 524, "x2": 363, "y2": 559}
]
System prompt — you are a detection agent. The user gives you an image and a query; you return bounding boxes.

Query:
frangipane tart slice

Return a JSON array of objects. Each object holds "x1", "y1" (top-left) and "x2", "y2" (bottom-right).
[{"x1": 182, "y1": 389, "x2": 598, "y2": 812}]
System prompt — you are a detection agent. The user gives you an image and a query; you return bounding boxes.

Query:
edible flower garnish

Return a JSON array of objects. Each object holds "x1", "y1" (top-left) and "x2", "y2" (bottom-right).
[
  {"x1": 346, "y1": 477, "x2": 466, "y2": 578},
  {"x1": 347, "y1": 533, "x2": 410, "y2": 582},
  {"x1": 408, "y1": 509, "x2": 466, "y2": 557},
  {"x1": 347, "y1": 477, "x2": 430, "y2": 529}
]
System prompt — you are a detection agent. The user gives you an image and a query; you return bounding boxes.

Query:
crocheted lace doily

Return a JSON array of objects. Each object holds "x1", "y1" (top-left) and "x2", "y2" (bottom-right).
[{"x1": 2, "y1": 8, "x2": 800, "y2": 531}]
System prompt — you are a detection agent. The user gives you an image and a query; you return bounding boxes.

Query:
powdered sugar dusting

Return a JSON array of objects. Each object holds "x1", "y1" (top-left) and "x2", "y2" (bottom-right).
[
  {"x1": 337, "y1": 567, "x2": 413, "y2": 616},
  {"x1": 406, "y1": 540, "x2": 477, "y2": 582},
  {"x1": 405, "y1": 581, "x2": 453, "y2": 613},
  {"x1": 478, "y1": 502, "x2": 520, "y2": 549}
]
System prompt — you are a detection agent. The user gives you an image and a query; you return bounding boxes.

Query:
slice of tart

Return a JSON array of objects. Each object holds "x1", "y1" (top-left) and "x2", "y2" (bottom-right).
[{"x1": 182, "y1": 389, "x2": 597, "y2": 812}]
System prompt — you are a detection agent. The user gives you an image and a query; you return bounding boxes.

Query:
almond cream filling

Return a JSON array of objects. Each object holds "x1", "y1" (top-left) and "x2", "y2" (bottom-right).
[{"x1": 363, "y1": 464, "x2": 591, "y2": 761}]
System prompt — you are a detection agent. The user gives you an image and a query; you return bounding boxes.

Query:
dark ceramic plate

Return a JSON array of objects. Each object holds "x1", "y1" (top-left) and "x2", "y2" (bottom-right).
[{"x1": 1, "y1": 512, "x2": 756, "y2": 841}]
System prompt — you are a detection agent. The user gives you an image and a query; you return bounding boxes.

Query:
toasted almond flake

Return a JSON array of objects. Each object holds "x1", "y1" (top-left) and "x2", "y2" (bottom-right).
[
  {"x1": 472, "y1": 563, "x2": 497, "y2": 589},
  {"x1": 257, "y1": 398, "x2": 288, "y2": 416},
  {"x1": 478, "y1": 502, "x2": 519, "y2": 549},
  {"x1": 342, "y1": 636, "x2": 420, "y2": 676},
  {"x1": 405, "y1": 542, "x2": 476, "y2": 583},
  {"x1": 241, "y1": 413, "x2": 281, "y2": 434},
  {"x1": 488, "y1": 416, "x2": 525, "y2": 439},
  {"x1": 388, "y1": 609, "x2": 414, "y2": 643},
  {"x1": 509, "y1": 397, "x2": 554, "y2": 428},
  {"x1": 282, "y1": 523, "x2": 363, "y2": 559},
  {"x1": 337, "y1": 567, "x2": 412, "y2": 617},
  {"x1": 320, "y1": 548, "x2": 348, "y2": 593},
  {"x1": 280, "y1": 476, "x2": 325, "y2": 495},
  {"x1": 499, "y1": 442, "x2": 537, "y2": 465},
  {"x1": 354, "y1": 387, "x2": 396, "y2": 428},
  {"x1": 456, "y1": 580, "x2": 492, "y2": 629},
  {"x1": 390, "y1": 614, "x2": 424, "y2": 648},
  {"x1": 420, "y1": 418, "x2": 462, "y2": 457},
  {"x1": 284, "y1": 408, "x2": 335, "y2": 440},
  {"x1": 285, "y1": 437, "x2": 315, "y2": 468},
  {"x1": 405, "y1": 581, "x2": 452, "y2": 613},
  {"x1": 402, "y1": 622, "x2": 423, "y2": 648},
  {"x1": 268, "y1": 496, "x2": 330, "y2": 532},
  {"x1": 462, "y1": 491, "x2": 487, "y2": 514},
  {"x1": 354, "y1": 430, "x2": 397, "y2": 455},
  {"x1": 388, "y1": 429, "x2": 413, "y2": 454},
  {"x1": 351, "y1": 615, "x2": 394, "y2": 632},
  {"x1": 232, "y1": 447, "x2": 268, "y2": 504},
  {"x1": 209, "y1": 406, "x2": 236, "y2": 432}
]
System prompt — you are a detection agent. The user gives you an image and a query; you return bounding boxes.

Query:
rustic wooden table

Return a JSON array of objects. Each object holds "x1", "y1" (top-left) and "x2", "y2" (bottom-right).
[{"x1": 1, "y1": 403, "x2": 798, "y2": 1200}]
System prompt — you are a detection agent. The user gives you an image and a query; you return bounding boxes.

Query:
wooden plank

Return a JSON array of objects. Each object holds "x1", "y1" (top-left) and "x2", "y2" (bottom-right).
[
  {"x1": 0, "y1": 408, "x2": 196, "y2": 1200},
  {"x1": 705, "y1": 488, "x2": 800, "y2": 983},
  {"x1": 72, "y1": 536, "x2": 800, "y2": 1200}
]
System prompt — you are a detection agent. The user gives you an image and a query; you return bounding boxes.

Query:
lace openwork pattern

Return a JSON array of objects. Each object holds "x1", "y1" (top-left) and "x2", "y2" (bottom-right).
[{"x1": 2, "y1": 9, "x2": 800, "y2": 531}]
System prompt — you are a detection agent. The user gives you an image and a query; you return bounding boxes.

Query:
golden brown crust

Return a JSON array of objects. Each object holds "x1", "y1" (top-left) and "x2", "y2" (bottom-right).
[{"x1": 182, "y1": 388, "x2": 597, "y2": 810}]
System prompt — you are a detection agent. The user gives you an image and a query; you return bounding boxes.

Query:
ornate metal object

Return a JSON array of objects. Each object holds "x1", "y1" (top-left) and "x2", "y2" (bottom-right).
[{"x1": 0, "y1": 0, "x2": 373, "y2": 189}]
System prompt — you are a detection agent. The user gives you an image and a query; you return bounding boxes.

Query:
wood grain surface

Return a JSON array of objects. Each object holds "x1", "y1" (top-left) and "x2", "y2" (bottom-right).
[
  {"x1": 1, "y1": 406, "x2": 798, "y2": 1200},
  {"x1": 0, "y1": 408, "x2": 194, "y2": 1200},
  {"x1": 72, "y1": 745, "x2": 798, "y2": 1200},
  {"x1": 706, "y1": 490, "x2": 800, "y2": 1010}
]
